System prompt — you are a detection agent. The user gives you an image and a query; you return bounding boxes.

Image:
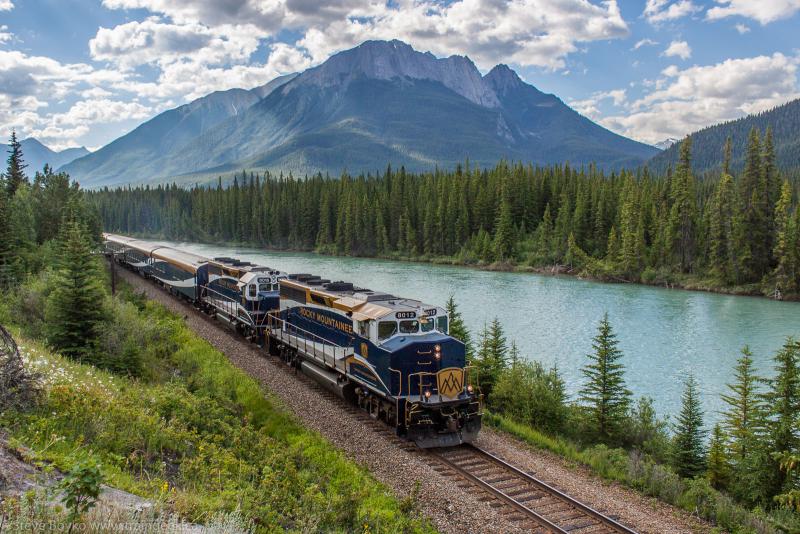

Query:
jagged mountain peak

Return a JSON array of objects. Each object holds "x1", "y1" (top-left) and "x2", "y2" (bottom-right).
[
  {"x1": 485, "y1": 64, "x2": 525, "y2": 94},
  {"x1": 293, "y1": 39, "x2": 500, "y2": 108}
]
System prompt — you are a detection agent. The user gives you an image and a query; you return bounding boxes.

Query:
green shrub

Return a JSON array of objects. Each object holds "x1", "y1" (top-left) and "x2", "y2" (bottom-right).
[{"x1": 490, "y1": 360, "x2": 567, "y2": 435}]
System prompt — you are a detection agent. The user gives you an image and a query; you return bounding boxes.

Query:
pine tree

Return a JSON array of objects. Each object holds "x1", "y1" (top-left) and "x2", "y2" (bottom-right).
[
  {"x1": 5, "y1": 131, "x2": 28, "y2": 198},
  {"x1": 667, "y1": 137, "x2": 696, "y2": 273},
  {"x1": 773, "y1": 181, "x2": 794, "y2": 293},
  {"x1": 474, "y1": 318, "x2": 508, "y2": 398},
  {"x1": 708, "y1": 174, "x2": 735, "y2": 282},
  {"x1": 579, "y1": 313, "x2": 632, "y2": 443},
  {"x1": 722, "y1": 136, "x2": 732, "y2": 176},
  {"x1": 735, "y1": 128, "x2": 770, "y2": 281},
  {"x1": 44, "y1": 221, "x2": 107, "y2": 363},
  {"x1": 672, "y1": 374, "x2": 707, "y2": 478},
  {"x1": 707, "y1": 423, "x2": 730, "y2": 489},
  {"x1": 445, "y1": 295, "x2": 472, "y2": 358},
  {"x1": 763, "y1": 337, "x2": 800, "y2": 495},
  {"x1": 493, "y1": 195, "x2": 515, "y2": 261},
  {"x1": 721, "y1": 346, "x2": 764, "y2": 462},
  {"x1": 487, "y1": 317, "x2": 508, "y2": 369}
]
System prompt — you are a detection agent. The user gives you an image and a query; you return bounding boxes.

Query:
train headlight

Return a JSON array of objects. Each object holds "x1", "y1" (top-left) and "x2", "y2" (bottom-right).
[
  {"x1": 434, "y1": 344, "x2": 441, "y2": 360},
  {"x1": 467, "y1": 384, "x2": 474, "y2": 394},
  {"x1": 424, "y1": 390, "x2": 432, "y2": 400}
]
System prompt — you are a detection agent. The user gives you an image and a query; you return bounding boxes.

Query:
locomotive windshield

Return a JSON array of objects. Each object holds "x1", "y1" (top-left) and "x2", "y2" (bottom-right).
[{"x1": 399, "y1": 320, "x2": 419, "y2": 334}]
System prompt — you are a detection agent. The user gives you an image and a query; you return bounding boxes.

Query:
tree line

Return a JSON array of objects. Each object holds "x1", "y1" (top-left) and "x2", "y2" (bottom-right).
[{"x1": 89, "y1": 126, "x2": 800, "y2": 297}]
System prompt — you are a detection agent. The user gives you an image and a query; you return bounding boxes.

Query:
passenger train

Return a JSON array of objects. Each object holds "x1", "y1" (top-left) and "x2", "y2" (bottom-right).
[{"x1": 103, "y1": 233, "x2": 482, "y2": 448}]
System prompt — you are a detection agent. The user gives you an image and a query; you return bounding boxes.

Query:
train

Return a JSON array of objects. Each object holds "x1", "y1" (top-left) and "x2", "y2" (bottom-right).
[{"x1": 103, "y1": 233, "x2": 483, "y2": 448}]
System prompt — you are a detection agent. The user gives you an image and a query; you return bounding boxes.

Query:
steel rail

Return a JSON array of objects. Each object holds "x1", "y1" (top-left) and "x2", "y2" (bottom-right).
[
  {"x1": 430, "y1": 444, "x2": 639, "y2": 534},
  {"x1": 431, "y1": 446, "x2": 569, "y2": 534}
]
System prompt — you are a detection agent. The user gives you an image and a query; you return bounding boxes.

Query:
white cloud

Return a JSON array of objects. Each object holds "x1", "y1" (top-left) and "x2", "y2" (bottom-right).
[
  {"x1": 643, "y1": 0, "x2": 700, "y2": 23},
  {"x1": 90, "y1": 18, "x2": 260, "y2": 69},
  {"x1": 0, "y1": 25, "x2": 12, "y2": 44},
  {"x1": 601, "y1": 53, "x2": 800, "y2": 143},
  {"x1": 707, "y1": 0, "x2": 800, "y2": 24},
  {"x1": 735, "y1": 23, "x2": 751, "y2": 33},
  {"x1": 633, "y1": 38, "x2": 658, "y2": 49},
  {"x1": 663, "y1": 40, "x2": 692, "y2": 59},
  {"x1": 100, "y1": 0, "x2": 629, "y2": 72},
  {"x1": 0, "y1": 1, "x2": 13, "y2": 11},
  {"x1": 570, "y1": 89, "x2": 627, "y2": 119}
]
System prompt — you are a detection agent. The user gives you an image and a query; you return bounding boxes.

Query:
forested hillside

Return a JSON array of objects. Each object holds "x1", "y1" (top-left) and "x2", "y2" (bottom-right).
[
  {"x1": 649, "y1": 98, "x2": 800, "y2": 174},
  {"x1": 90, "y1": 126, "x2": 800, "y2": 298}
]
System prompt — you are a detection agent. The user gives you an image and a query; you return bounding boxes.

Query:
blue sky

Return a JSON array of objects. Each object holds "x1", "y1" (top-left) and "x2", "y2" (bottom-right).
[{"x1": 1, "y1": 0, "x2": 798, "y2": 151}]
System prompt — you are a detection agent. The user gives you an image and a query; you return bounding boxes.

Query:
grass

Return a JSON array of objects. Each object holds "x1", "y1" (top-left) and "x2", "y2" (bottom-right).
[{"x1": 1, "y1": 291, "x2": 433, "y2": 533}]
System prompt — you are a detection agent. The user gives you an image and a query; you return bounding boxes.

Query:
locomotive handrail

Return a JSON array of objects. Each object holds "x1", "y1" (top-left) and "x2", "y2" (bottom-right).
[
  {"x1": 266, "y1": 313, "x2": 352, "y2": 371},
  {"x1": 201, "y1": 284, "x2": 261, "y2": 328}
]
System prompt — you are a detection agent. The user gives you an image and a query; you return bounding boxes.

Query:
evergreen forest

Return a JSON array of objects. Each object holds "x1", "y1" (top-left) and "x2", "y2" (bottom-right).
[{"x1": 90, "y1": 127, "x2": 800, "y2": 299}]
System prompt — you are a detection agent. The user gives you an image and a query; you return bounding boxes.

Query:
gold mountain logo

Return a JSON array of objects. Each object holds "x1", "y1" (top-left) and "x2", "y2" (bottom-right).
[{"x1": 437, "y1": 368, "x2": 464, "y2": 398}]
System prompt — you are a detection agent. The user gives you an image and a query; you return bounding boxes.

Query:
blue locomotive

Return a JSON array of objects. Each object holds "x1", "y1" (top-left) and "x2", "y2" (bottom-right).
[
  {"x1": 103, "y1": 233, "x2": 483, "y2": 447},
  {"x1": 104, "y1": 234, "x2": 284, "y2": 336}
]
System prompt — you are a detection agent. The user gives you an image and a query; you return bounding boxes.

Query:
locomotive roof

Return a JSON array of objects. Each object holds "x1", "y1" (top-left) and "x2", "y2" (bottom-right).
[
  {"x1": 151, "y1": 246, "x2": 209, "y2": 272},
  {"x1": 282, "y1": 275, "x2": 443, "y2": 321},
  {"x1": 104, "y1": 234, "x2": 286, "y2": 277}
]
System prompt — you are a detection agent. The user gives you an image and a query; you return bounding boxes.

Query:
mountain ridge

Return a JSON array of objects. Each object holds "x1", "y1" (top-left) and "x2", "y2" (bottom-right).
[
  {"x1": 647, "y1": 98, "x2": 800, "y2": 174},
  {"x1": 12, "y1": 138, "x2": 89, "y2": 174},
  {"x1": 63, "y1": 40, "x2": 659, "y2": 187}
]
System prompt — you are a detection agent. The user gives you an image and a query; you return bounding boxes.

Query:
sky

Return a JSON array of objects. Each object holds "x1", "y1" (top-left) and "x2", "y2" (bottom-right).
[{"x1": 1, "y1": 0, "x2": 799, "y2": 151}]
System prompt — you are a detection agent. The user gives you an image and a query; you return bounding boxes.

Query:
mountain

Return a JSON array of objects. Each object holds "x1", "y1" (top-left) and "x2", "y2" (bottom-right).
[
  {"x1": 13, "y1": 138, "x2": 89, "y2": 174},
  {"x1": 648, "y1": 98, "x2": 800, "y2": 174},
  {"x1": 61, "y1": 73, "x2": 296, "y2": 187},
  {"x1": 66, "y1": 40, "x2": 658, "y2": 187},
  {"x1": 654, "y1": 138, "x2": 678, "y2": 150}
]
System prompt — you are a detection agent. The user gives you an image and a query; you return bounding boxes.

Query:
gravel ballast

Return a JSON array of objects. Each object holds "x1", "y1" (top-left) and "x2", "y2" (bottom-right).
[{"x1": 119, "y1": 267, "x2": 711, "y2": 534}]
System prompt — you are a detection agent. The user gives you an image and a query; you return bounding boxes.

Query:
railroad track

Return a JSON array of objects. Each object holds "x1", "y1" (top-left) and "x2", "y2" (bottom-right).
[{"x1": 425, "y1": 444, "x2": 639, "y2": 534}]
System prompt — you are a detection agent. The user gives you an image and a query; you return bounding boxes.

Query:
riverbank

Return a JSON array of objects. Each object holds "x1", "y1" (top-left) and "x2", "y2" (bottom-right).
[{"x1": 125, "y1": 232, "x2": 795, "y2": 301}]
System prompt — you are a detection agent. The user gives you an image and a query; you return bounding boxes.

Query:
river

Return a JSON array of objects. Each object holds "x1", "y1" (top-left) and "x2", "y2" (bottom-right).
[{"x1": 156, "y1": 240, "x2": 800, "y2": 426}]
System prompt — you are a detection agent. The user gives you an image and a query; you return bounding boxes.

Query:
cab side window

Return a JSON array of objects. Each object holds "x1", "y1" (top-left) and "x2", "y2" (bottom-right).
[
  {"x1": 378, "y1": 321, "x2": 397, "y2": 341},
  {"x1": 357, "y1": 320, "x2": 370, "y2": 338},
  {"x1": 248, "y1": 284, "x2": 257, "y2": 297}
]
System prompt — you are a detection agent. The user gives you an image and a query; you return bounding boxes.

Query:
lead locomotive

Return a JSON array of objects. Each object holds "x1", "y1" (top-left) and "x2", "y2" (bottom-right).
[{"x1": 104, "y1": 233, "x2": 482, "y2": 448}]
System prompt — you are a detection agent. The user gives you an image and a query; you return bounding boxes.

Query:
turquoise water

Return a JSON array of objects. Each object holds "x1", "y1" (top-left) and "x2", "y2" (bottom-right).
[{"x1": 158, "y1": 240, "x2": 800, "y2": 425}]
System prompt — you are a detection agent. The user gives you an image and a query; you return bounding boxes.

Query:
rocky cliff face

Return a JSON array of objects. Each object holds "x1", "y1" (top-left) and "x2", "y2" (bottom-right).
[{"x1": 294, "y1": 40, "x2": 500, "y2": 108}]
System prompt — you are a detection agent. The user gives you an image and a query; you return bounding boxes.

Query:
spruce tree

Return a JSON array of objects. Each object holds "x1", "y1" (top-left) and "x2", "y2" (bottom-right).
[
  {"x1": 708, "y1": 174, "x2": 735, "y2": 282},
  {"x1": 763, "y1": 338, "x2": 800, "y2": 495},
  {"x1": 474, "y1": 318, "x2": 508, "y2": 398},
  {"x1": 667, "y1": 137, "x2": 696, "y2": 273},
  {"x1": 722, "y1": 135, "x2": 732, "y2": 176},
  {"x1": 579, "y1": 313, "x2": 631, "y2": 443},
  {"x1": 773, "y1": 180, "x2": 794, "y2": 293},
  {"x1": 672, "y1": 374, "x2": 707, "y2": 478},
  {"x1": 5, "y1": 131, "x2": 27, "y2": 198},
  {"x1": 44, "y1": 221, "x2": 106, "y2": 363},
  {"x1": 707, "y1": 423, "x2": 730, "y2": 489},
  {"x1": 721, "y1": 346, "x2": 764, "y2": 462},
  {"x1": 493, "y1": 196, "x2": 515, "y2": 261},
  {"x1": 445, "y1": 295, "x2": 472, "y2": 358}
]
